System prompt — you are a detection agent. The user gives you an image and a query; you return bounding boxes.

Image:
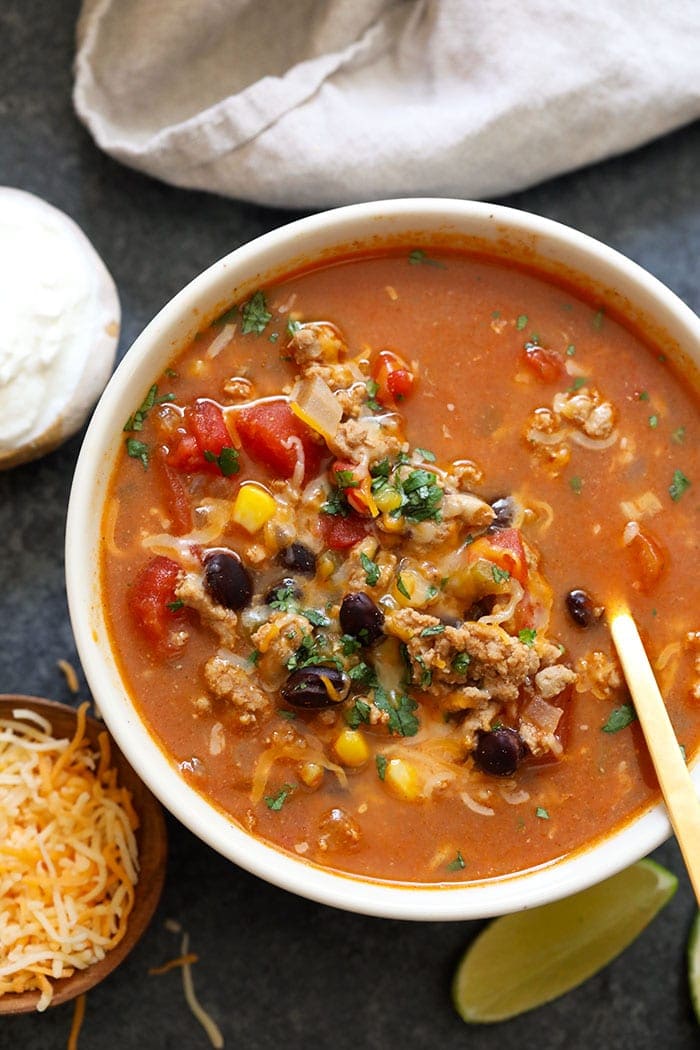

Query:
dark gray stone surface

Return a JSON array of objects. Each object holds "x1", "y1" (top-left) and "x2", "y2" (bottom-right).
[{"x1": 1, "y1": 3, "x2": 699, "y2": 1047}]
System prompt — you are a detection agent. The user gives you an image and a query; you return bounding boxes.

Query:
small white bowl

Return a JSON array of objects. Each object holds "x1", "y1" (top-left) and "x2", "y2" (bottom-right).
[{"x1": 66, "y1": 199, "x2": 700, "y2": 920}]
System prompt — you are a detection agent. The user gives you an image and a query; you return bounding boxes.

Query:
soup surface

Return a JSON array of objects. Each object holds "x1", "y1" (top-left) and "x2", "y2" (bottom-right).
[{"x1": 102, "y1": 246, "x2": 700, "y2": 883}]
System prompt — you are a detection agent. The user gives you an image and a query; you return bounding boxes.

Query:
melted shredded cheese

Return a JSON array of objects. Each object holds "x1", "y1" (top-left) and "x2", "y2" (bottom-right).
[
  {"x1": 67, "y1": 992, "x2": 86, "y2": 1050},
  {"x1": 0, "y1": 704, "x2": 139, "y2": 1011},
  {"x1": 180, "y1": 932, "x2": 224, "y2": 1048}
]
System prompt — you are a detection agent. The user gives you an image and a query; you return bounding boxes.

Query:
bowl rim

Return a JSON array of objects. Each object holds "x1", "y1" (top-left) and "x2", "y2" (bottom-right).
[{"x1": 66, "y1": 197, "x2": 700, "y2": 920}]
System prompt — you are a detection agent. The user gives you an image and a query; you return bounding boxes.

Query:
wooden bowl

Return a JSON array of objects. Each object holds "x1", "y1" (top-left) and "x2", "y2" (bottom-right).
[{"x1": 0, "y1": 695, "x2": 168, "y2": 1014}]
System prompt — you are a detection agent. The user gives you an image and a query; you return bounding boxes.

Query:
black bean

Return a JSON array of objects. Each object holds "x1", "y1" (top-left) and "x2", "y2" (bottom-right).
[
  {"x1": 282, "y1": 666, "x2": 350, "y2": 709},
  {"x1": 339, "y1": 592, "x2": 385, "y2": 645},
  {"x1": 473, "y1": 727, "x2": 526, "y2": 776},
  {"x1": 202, "y1": 549, "x2": 253, "y2": 610},
  {"x1": 264, "y1": 578, "x2": 302, "y2": 607},
  {"x1": 487, "y1": 496, "x2": 516, "y2": 532},
  {"x1": 565, "y1": 588, "x2": 599, "y2": 628},
  {"x1": 277, "y1": 542, "x2": 317, "y2": 577}
]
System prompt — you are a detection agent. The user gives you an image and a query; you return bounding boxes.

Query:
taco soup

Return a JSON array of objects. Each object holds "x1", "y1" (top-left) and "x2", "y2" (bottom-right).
[{"x1": 101, "y1": 246, "x2": 700, "y2": 884}]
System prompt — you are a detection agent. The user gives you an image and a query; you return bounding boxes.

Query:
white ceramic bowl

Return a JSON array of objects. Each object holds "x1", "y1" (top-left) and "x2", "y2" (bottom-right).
[{"x1": 66, "y1": 199, "x2": 700, "y2": 920}]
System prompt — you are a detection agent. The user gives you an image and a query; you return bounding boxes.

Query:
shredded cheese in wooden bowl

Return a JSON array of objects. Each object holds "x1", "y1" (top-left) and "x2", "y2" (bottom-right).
[{"x1": 0, "y1": 696, "x2": 167, "y2": 1014}]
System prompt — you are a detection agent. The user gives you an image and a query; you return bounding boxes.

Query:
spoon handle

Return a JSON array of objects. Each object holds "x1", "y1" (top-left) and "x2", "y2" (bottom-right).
[{"x1": 610, "y1": 611, "x2": 700, "y2": 905}]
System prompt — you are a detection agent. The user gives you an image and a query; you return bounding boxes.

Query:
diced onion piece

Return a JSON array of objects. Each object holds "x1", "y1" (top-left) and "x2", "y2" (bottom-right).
[
  {"x1": 461, "y1": 792, "x2": 495, "y2": 816},
  {"x1": 522, "y1": 696, "x2": 563, "y2": 734},
  {"x1": 620, "y1": 491, "x2": 663, "y2": 522},
  {"x1": 232, "y1": 483, "x2": 276, "y2": 534},
  {"x1": 206, "y1": 323, "x2": 236, "y2": 358},
  {"x1": 290, "y1": 375, "x2": 342, "y2": 442}
]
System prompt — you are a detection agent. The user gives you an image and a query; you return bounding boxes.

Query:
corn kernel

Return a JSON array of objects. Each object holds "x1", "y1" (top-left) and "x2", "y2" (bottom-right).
[
  {"x1": 383, "y1": 758, "x2": 421, "y2": 801},
  {"x1": 317, "y1": 550, "x2": 337, "y2": 580},
  {"x1": 232, "y1": 482, "x2": 277, "y2": 534},
  {"x1": 299, "y1": 761, "x2": 324, "y2": 789},
  {"x1": 333, "y1": 728, "x2": 370, "y2": 768},
  {"x1": 392, "y1": 567, "x2": 437, "y2": 609},
  {"x1": 375, "y1": 486, "x2": 403, "y2": 513}
]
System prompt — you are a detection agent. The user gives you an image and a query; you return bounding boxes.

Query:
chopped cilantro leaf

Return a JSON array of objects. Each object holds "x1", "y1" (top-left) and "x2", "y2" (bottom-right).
[
  {"x1": 166, "y1": 599, "x2": 184, "y2": 612},
  {"x1": 125, "y1": 438, "x2": 149, "y2": 469},
  {"x1": 269, "y1": 583, "x2": 297, "y2": 611},
  {"x1": 518, "y1": 628, "x2": 537, "y2": 647},
  {"x1": 592, "y1": 308, "x2": 605, "y2": 330},
  {"x1": 669, "y1": 469, "x2": 691, "y2": 502},
  {"x1": 568, "y1": 376, "x2": 587, "y2": 392},
  {"x1": 447, "y1": 850, "x2": 466, "y2": 872},
  {"x1": 408, "y1": 249, "x2": 446, "y2": 268},
  {"x1": 649, "y1": 414, "x2": 659, "y2": 428},
  {"x1": 637, "y1": 390, "x2": 650, "y2": 401},
  {"x1": 277, "y1": 709, "x2": 296, "y2": 720},
  {"x1": 268, "y1": 331, "x2": 279, "y2": 343},
  {"x1": 570, "y1": 475, "x2": 583, "y2": 495},
  {"x1": 491, "y1": 565, "x2": 511, "y2": 584},
  {"x1": 247, "y1": 649, "x2": 261, "y2": 665},
  {"x1": 203, "y1": 446, "x2": 240, "y2": 476},
  {"x1": 321, "y1": 488, "x2": 350, "y2": 517},
  {"x1": 212, "y1": 305, "x2": 238, "y2": 326},
  {"x1": 265, "y1": 784, "x2": 294, "y2": 810},
  {"x1": 373, "y1": 688, "x2": 420, "y2": 737},
  {"x1": 241, "y1": 290, "x2": 272, "y2": 335},
  {"x1": 370, "y1": 457, "x2": 391, "y2": 478},
  {"x1": 165, "y1": 368, "x2": 178, "y2": 379},
  {"x1": 414, "y1": 447, "x2": 436, "y2": 462},
  {"x1": 360, "y1": 551, "x2": 380, "y2": 587},
  {"x1": 396, "y1": 574, "x2": 411, "y2": 600},
  {"x1": 345, "y1": 698, "x2": 372, "y2": 728},
  {"x1": 399, "y1": 468, "x2": 443, "y2": 522},
  {"x1": 415, "y1": 654, "x2": 432, "y2": 688},
  {"x1": 602, "y1": 704, "x2": 637, "y2": 733},
  {"x1": 302, "y1": 608, "x2": 331, "y2": 628},
  {"x1": 365, "y1": 378, "x2": 382, "y2": 412},
  {"x1": 334, "y1": 469, "x2": 358, "y2": 488},
  {"x1": 452, "y1": 652, "x2": 471, "y2": 674},
  {"x1": 420, "y1": 624, "x2": 446, "y2": 638},
  {"x1": 124, "y1": 384, "x2": 175, "y2": 432},
  {"x1": 286, "y1": 634, "x2": 327, "y2": 671},
  {"x1": 516, "y1": 314, "x2": 528, "y2": 330},
  {"x1": 341, "y1": 634, "x2": 361, "y2": 656},
  {"x1": 348, "y1": 662, "x2": 379, "y2": 689},
  {"x1": 375, "y1": 754, "x2": 388, "y2": 780},
  {"x1": 286, "y1": 319, "x2": 302, "y2": 336},
  {"x1": 565, "y1": 344, "x2": 576, "y2": 356},
  {"x1": 536, "y1": 806, "x2": 550, "y2": 820}
]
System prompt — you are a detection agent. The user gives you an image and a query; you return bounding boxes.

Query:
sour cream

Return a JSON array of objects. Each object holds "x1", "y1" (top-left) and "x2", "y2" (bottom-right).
[{"x1": 0, "y1": 187, "x2": 120, "y2": 467}]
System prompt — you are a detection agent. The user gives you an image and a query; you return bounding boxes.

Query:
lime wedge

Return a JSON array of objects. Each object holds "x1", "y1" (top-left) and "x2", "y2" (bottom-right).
[
  {"x1": 453, "y1": 859, "x2": 677, "y2": 1023},
  {"x1": 688, "y1": 910, "x2": 700, "y2": 1024}
]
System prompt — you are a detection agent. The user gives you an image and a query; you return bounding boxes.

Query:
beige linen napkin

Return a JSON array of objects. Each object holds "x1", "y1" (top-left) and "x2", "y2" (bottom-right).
[{"x1": 74, "y1": 0, "x2": 700, "y2": 209}]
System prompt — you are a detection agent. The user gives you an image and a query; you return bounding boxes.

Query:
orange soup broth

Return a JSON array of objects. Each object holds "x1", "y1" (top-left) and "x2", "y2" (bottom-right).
[{"x1": 102, "y1": 249, "x2": 700, "y2": 883}]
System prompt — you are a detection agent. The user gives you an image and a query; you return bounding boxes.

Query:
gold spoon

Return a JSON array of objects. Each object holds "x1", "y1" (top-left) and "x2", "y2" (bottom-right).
[
  {"x1": 0, "y1": 695, "x2": 168, "y2": 1015},
  {"x1": 609, "y1": 610, "x2": 700, "y2": 905}
]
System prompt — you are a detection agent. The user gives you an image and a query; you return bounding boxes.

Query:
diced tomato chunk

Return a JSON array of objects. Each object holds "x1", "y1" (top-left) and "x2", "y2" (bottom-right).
[
  {"x1": 469, "y1": 528, "x2": 529, "y2": 587},
  {"x1": 386, "y1": 368, "x2": 415, "y2": 400},
  {"x1": 521, "y1": 344, "x2": 565, "y2": 383},
  {"x1": 166, "y1": 399, "x2": 234, "y2": 474},
  {"x1": 372, "y1": 350, "x2": 416, "y2": 404},
  {"x1": 627, "y1": 527, "x2": 666, "y2": 592},
  {"x1": 155, "y1": 452, "x2": 193, "y2": 535},
  {"x1": 128, "y1": 556, "x2": 184, "y2": 649},
  {"x1": 236, "y1": 399, "x2": 324, "y2": 482},
  {"x1": 319, "y1": 511, "x2": 369, "y2": 550}
]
